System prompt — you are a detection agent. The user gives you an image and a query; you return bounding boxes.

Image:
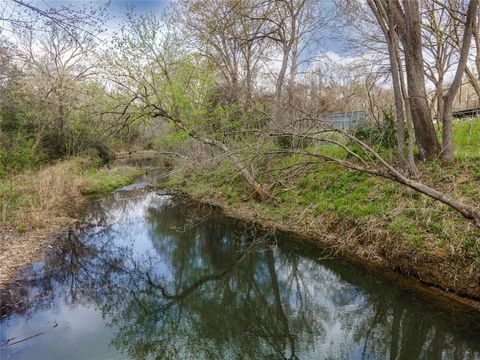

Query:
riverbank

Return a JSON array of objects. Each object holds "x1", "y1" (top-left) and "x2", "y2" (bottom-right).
[
  {"x1": 163, "y1": 152, "x2": 480, "y2": 303},
  {"x1": 0, "y1": 156, "x2": 142, "y2": 286}
]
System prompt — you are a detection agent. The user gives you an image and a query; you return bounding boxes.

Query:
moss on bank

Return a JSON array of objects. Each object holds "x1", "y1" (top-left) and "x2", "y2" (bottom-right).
[
  {"x1": 0, "y1": 156, "x2": 142, "y2": 286},
  {"x1": 80, "y1": 165, "x2": 142, "y2": 195}
]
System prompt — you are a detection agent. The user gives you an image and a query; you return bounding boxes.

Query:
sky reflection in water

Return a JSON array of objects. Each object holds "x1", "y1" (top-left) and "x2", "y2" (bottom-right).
[{"x1": 1, "y1": 189, "x2": 480, "y2": 360}]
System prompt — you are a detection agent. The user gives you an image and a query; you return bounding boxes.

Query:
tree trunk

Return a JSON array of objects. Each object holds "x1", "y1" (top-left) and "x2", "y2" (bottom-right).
[
  {"x1": 441, "y1": 0, "x2": 479, "y2": 162},
  {"x1": 368, "y1": 0, "x2": 411, "y2": 172},
  {"x1": 282, "y1": 134, "x2": 480, "y2": 228},
  {"x1": 475, "y1": 12, "x2": 480, "y2": 85},
  {"x1": 465, "y1": 66, "x2": 480, "y2": 103},
  {"x1": 244, "y1": 50, "x2": 253, "y2": 113},
  {"x1": 401, "y1": 0, "x2": 440, "y2": 160},
  {"x1": 441, "y1": 101, "x2": 454, "y2": 162},
  {"x1": 395, "y1": 172, "x2": 480, "y2": 228},
  {"x1": 368, "y1": 0, "x2": 419, "y2": 172},
  {"x1": 266, "y1": 42, "x2": 292, "y2": 183},
  {"x1": 287, "y1": 41, "x2": 299, "y2": 104},
  {"x1": 387, "y1": 16, "x2": 407, "y2": 172},
  {"x1": 396, "y1": 41, "x2": 418, "y2": 176},
  {"x1": 436, "y1": 83, "x2": 444, "y2": 125}
]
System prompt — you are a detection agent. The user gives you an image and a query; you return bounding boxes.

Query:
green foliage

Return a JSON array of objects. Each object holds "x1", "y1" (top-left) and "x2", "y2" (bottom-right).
[
  {"x1": 92, "y1": 144, "x2": 112, "y2": 165},
  {"x1": 0, "y1": 132, "x2": 41, "y2": 176},
  {"x1": 354, "y1": 109, "x2": 397, "y2": 149},
  {"x1": 276, "y1": 135, "x2": 295, "y2": 149},
  {"x1": 0, "y1": 85, "x2": 117, "y2": 175},
  {"x1": 151, "y1": 128, "x2": 190, "y2": 150}
]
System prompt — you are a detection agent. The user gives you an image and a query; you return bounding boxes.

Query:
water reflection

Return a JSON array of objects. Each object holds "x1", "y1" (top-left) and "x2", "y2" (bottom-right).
[{"x1": 1, "y1": 191, "x2": 480, "y2": 360}]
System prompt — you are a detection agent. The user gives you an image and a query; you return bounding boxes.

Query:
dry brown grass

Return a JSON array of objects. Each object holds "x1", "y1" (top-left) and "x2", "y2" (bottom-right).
[
  {"x1": 0, "y1": 156, "x2": 141, "y2": 286},
  {"x1": 9, "y1": 159, "x2": 86, "y2": 228}
]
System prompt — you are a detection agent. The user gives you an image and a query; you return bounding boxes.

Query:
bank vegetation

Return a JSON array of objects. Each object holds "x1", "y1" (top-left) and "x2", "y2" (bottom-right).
[{"x1": 0, "y1": 0, "x2": 479, "y2": 298}]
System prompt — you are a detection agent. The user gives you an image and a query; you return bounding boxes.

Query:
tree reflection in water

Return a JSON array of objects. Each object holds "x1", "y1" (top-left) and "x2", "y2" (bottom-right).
[{"x1": 1, "y1": 192, "x2": 480, "y2": 360}]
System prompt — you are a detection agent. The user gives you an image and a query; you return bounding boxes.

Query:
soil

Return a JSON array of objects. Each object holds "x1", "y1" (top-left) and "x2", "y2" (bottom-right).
[{"x1": 0, "y1": 218, "x2": 75, "y2": 287}]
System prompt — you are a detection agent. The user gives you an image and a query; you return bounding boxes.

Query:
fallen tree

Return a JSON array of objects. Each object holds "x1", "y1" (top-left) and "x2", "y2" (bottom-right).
[
  {"x1": 150, "y1": 103, "x2": 480, "y2": 228},
  {"x1": 149, "y1": 107, "x2": 270, "y2": 201},
  {"x1": 265, "y1": 117, "x2": 480, "y2": 228}
]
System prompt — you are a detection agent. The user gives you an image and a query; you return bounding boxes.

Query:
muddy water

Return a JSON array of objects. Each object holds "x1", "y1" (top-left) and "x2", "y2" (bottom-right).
[{"x1": 1, "y1": 171, "x2": 480, "y2": 359}]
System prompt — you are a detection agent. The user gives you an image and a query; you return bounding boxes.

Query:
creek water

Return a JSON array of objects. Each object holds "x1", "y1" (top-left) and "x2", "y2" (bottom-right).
[{"x1": 1, "y1": 168, "x2": 480, "y2": 360}]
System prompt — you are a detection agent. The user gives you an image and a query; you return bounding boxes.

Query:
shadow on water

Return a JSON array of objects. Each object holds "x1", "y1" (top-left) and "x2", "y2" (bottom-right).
[{"x1": 1, "y1": 186, "x2": 480, "y2": 359}]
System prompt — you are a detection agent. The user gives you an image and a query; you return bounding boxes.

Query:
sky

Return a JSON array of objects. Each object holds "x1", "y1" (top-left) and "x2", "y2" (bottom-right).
[
  {"x1": 28, "y1": 0, "x2": 344, "y2": 55},
  {"x1": 109, "y1": 0, "x2": 170, "y2": 16},
  {"x1": 3, "y1": 0, "x2": 351, "y2": 79},
  {"x1": 36, "y1": 0, "x2": 170, "y2": 12}
]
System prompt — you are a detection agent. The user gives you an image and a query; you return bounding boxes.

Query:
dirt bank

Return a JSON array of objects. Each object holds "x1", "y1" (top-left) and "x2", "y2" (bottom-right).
[{"x1": 0, "y1": 222, "x2": 75, "y2": 287}]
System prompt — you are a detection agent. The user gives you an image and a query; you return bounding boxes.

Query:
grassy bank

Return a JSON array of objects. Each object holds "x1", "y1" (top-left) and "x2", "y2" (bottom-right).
[
  {"x1": 165, "y1": 119, "x2": 480, "y2": 300},
  {"x1": 0, "y1": 156, "x2": 142, "y2": 286}
]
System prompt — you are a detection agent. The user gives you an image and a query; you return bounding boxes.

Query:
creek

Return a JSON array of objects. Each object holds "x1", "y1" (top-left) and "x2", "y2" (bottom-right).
[{"x1": 1, "y1": 166, "x2": 480, "y2": 359}]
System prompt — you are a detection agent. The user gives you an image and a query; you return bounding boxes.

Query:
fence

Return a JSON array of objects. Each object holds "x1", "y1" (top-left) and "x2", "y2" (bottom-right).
[{"x1": 319, "y1": 111, "x2": 368, "y2": 130}]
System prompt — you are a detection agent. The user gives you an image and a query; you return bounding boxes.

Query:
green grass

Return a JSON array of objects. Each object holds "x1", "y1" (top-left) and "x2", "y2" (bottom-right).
[
  {"x1": 286, "y1": 165, "x2": 385, "y2": 219},
  {"x1": 452, "y1": 118, "x2": 480, "y2": 158},
  {"x1": 80, "y1": 166, "x2": 143, "y2": 195}
]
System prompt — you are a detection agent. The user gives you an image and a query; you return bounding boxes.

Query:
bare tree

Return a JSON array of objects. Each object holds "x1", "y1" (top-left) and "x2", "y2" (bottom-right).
[
  {"x1": 14, "y1": 22, "x2": 101, "y2": 154},
  {"x1": 179, "y1": 0, "x2": 269, "y2": 111},
  {"x1": 285, "y1": 0, "x2": 331, "y2": 102},
  {"x1": 350, "y1": 0, "x2": 420, "y2": 176},
  {"x1": 421, "y1": 0, "x2": 456, "y2": 125},
  {"x1": 362, "y1": 0, "x2": 479, "y2": 162},
  {"x1": 368, "y1": 0, "x2": 410, "y2": 172},
  {"x1": 390, "y1": 0, "x2": 441, "y2": 160},
  {"x1": 249, "y1": 0, "x2": 329, "y2": 180},
  {"x1": 0, "y1": 0, "x2": 108, "y2": 42},
  {"x1": 110, "y1": 10, "x2": 270, "y2": 199}
]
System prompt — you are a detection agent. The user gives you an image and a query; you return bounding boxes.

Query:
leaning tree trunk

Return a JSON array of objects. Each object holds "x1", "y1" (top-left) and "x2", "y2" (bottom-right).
[
  {"x1": 280, "y1": 130, "x2": 480, "y2": 228},
  {"x1": 150, "y1": 108, "x2": 270, "y2": 200}
]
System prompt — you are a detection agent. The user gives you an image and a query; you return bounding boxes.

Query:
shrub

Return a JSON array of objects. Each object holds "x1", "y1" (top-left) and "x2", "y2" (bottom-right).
[
  {"x1": 354, "y1": 109, "x2": 397, "y2": 149},
  {"x1": 0, "y1": 132, "x2": 41, "y2": 176}
]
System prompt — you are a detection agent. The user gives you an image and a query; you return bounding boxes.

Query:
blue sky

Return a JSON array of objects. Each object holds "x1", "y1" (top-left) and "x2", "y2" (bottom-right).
[
  {"x1": 109, "y1": 0, "x2": 170, "y2": 15},
  {"x1": 106, "y1": 0, "x2": 345, "y2": 54},
  {"x1": 30, "y1": 0, "x2": 171, "y2": 17},
  {"x1": 29, "y1": 0, "x2": 344, "y2": 55}
]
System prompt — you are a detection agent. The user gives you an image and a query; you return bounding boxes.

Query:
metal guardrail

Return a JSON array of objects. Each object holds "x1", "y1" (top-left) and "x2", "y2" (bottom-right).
[{"x1": 452, "y1": 108, "x2": 480, "y2": 119}]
